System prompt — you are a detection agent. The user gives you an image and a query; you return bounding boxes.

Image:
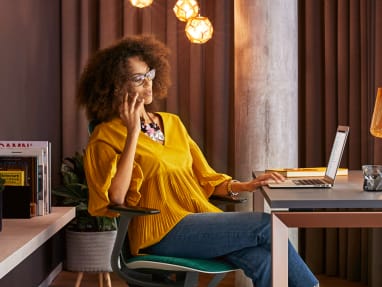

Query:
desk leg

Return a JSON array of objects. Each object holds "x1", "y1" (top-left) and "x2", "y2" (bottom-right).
[{"x1": 272, "y1": 214, "x2": 289, "y2": 287}]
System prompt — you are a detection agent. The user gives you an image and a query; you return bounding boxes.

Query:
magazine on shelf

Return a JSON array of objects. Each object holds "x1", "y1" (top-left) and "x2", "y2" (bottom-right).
[
  {"x1": 0, "y1": 156, "x2": 38, "y2": 218},
  {"x1": 0, "y1": 148, "x2": 46, "y2": 216},
  {"x1": 0, "y1": 141, "x2": 51, "y2": 215}
]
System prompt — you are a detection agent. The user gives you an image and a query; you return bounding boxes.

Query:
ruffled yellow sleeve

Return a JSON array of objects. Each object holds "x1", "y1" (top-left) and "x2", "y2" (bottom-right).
[
  {"x1": 188, "y1": 135, "x2": 231, "y2": 197},
  {"x1": 125, "y1": 162, "x2": 144, "y2": 206},
  {"x1": 84, "y1": 141, "x2": 144, "y2": 217}
]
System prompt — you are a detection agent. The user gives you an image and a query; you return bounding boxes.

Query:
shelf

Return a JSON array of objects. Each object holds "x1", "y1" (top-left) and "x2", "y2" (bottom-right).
[{"x1": 0, "y1": 206, "x2": 75, "y2": 279}]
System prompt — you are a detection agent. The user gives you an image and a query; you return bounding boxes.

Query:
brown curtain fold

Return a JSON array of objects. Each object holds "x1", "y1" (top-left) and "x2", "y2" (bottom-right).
[{"x1": 299, "y1": 0, "x2": 382, "y2": 284}]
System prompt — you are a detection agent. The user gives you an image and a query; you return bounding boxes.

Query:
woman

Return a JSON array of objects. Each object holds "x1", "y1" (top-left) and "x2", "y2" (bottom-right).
[{"x1": 77, "y1": 34, "x2": 319, "y2": 287}]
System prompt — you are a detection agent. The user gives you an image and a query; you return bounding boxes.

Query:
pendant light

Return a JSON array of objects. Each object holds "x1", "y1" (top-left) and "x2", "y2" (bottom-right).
[
  {"x1": 185, "y1": 15, "x2": 213, "y2": 44},
  {"x1": 129, "y1": 0, "x2": 153, "y2": 8},
  {"x1": 128, "y1": 0, "x2": 213, "y2": 44},
  {"x1": 173, "y1": 0, "x2": 199, "y2": 22}
]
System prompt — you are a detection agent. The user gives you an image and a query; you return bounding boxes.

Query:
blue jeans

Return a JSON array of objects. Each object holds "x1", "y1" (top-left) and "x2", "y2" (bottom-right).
[{"x1": 144, "y1": 212, "x2": 318, "y2": 287}]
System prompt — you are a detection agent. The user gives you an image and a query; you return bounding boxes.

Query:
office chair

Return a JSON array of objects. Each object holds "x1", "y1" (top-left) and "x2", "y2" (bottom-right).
[
  {"x1": 108, "y1": 195, "x2": 247, "y2": 287},
  {"x1": 88, "y1": 120, "x2": 247, "y2": 286}
]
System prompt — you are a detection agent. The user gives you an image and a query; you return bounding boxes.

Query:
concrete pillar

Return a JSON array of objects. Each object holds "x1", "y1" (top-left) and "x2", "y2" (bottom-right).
[{"x1": 234, "y1": 0, "x2": 298, "y2": 286}]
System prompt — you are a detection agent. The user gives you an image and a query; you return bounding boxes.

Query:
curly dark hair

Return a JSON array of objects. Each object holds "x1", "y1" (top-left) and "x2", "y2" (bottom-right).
[{"x1": 77, "y1": 34, "x2": 171, "y2": 122}]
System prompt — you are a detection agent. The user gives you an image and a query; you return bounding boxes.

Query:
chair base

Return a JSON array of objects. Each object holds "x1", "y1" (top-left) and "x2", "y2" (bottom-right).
[{"x1": 122, "y1": 268, "x2": 229, "y2": 287}]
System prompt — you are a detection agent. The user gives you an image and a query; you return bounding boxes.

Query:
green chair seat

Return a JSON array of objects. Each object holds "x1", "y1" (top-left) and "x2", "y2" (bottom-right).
[{"x1": 127, "y1": 255, "x2": 238, "y2": 274}]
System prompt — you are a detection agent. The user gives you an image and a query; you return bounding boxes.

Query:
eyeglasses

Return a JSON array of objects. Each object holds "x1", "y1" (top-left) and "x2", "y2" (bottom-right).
[{"x1": 129, "y1": 69, "x2": 156, "y2": 87}]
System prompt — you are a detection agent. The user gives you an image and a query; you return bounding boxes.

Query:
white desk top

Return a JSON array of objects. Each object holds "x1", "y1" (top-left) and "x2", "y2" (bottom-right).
[
  {"x1": 255, "y1": 171, "x2": 382, "y2": 209},
  {"x1": 0, "y1": 206, "x2": 75, "y2": 279}
]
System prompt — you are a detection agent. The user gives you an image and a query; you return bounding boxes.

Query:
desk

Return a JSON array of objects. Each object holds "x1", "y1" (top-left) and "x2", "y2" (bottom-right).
[
  {"x1": 254, "y1": 171, "x2": 382, "y2": 287},
  {"x1": 0, "y1": 207, "x2": 75, "y2": 285}
]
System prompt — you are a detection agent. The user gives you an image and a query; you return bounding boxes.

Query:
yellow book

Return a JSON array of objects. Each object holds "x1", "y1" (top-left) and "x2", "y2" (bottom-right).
[
  {"x1": 265, "y1": 167, "x2": 348, "y2": 178},
  {"x1": 0, "y1": 170, "x2": 25, "y2": 186}
]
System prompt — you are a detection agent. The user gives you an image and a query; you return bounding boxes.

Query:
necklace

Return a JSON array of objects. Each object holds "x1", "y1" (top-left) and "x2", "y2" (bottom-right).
[{"x1": 140, "y1": 113, "x2": 165, "y2": 142}]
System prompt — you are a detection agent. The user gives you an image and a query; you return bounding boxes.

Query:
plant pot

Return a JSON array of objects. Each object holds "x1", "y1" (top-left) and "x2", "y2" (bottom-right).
[{"x1": 65, "y1": 229, "x2": 117, "y2": 272}]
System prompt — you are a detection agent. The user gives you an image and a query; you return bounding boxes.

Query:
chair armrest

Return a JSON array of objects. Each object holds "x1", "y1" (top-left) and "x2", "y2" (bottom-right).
[
  {"x1": 109, "y1": 204, "x2": 160, "y2": 215},
  {"x1": 109, "y1": 204, "x2": 160, "y2": 281},
  {"x1": 209, "y1": 195, "x2": 248, "y2": 204}
]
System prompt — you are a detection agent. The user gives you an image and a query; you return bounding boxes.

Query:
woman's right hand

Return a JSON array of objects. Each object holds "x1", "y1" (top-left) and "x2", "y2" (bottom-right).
[
  {"x1": 109, "y1": 92, "x2": 143, "y2": 205},
  {"x1": 119, "y1": 92, "x2": 144, "y2": 135}
]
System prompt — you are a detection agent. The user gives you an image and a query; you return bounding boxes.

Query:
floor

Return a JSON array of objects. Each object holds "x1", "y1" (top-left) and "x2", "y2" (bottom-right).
[
  {"x1": 49, "y1": 271, "x2": 234, "y2": 287},
  {"x1": 49, "y1": 270, "x2": 368, "y2": 287}
]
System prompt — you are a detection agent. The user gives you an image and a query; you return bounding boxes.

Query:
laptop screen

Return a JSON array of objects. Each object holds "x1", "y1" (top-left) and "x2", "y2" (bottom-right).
[{"x1": 325, "y1": 127, "x2": 349, "y2": 180}]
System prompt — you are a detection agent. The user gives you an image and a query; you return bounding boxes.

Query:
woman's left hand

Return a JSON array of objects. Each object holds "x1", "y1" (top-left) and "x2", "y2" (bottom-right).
[
  {"x1": 246, "y1": 172, "x2": 285, "y2": 190},
  {"x1": 213, "y1": 172, "x2": 285, "y2": 197}
]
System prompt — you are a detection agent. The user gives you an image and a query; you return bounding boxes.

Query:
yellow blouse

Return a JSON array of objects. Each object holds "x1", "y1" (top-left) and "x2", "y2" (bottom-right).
[{"x1": 84, "y1": 112, "x2": 231, "y2": 255}]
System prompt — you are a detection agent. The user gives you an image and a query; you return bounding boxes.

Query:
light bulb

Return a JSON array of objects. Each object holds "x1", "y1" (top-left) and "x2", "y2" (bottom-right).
[
  {"x1": 173, "y1": 0, "x2": 199, "y2": 22},
  {"x1": 185, "y1": 16, "x2": 213, "y2": 44},
  {"x1": 129, "y1": 0, "x2": 153, "y2": 8}
]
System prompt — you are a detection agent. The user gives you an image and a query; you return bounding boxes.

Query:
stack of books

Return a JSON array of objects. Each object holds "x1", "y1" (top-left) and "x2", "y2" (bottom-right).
[
  {"x1": 0, "y1": 141, "x2": 51, "y2": 218},
  {"x1": 265, "y1": 167, "x2": 348, "y2": 177}
]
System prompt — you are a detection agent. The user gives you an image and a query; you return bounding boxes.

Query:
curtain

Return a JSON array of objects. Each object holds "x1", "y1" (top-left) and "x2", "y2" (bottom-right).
[
  {"x1": 61, "y1": 0, "x2": 235, "y2": 174},
  {"x1": 298, "y1": 0, "x2": 382, "y2": 284}
]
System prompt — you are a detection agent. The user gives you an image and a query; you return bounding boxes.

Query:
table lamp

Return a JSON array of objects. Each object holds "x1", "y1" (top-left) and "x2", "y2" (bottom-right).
[
  {"x1": 370, "y1": 87, "x2": 382, "y2": 138},
  {"x1": 364, "y1": 87, "x2": 382, "y2": 191}
]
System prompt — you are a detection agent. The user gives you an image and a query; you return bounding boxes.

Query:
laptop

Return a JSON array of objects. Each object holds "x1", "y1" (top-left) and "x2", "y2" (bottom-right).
[{"x1": 267, "y1": 125, "x2": 350, "y2": 188}]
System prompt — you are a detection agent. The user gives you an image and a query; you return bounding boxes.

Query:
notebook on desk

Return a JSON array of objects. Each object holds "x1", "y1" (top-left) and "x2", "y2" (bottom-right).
[{"x1": 267, "y1": 125, "x2": 350, "y2": 188}]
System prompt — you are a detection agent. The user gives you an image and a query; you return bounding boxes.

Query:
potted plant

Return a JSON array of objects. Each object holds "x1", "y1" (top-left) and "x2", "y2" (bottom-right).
[{"x1": 53, "y1": 151, "x2": 117, "y2": 276}]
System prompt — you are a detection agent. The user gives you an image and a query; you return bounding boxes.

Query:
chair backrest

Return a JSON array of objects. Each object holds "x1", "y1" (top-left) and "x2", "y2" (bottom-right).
[{"x1": 88, "y1": 119, "x2": 100, "y2": 135}]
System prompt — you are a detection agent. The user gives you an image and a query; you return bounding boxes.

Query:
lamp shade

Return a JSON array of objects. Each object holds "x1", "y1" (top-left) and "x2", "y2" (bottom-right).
[
  {"x1": 173, "y1": 0, "x2": 199, "y2": 22},
  {"x1": 185, "y1": 16, "x2": 213, "y2": 44},
  {"x1": 370, "y1": 88, "x2": 382, "y2": 138},
  {"x1": 129, "y1": 0, "x2": 153, "y2": 8}
]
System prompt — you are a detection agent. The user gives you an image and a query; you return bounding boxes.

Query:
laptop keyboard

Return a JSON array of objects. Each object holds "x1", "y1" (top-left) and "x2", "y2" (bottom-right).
[{"x1": 292, "y1": 179, "x2": 326, "y2": 185}]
